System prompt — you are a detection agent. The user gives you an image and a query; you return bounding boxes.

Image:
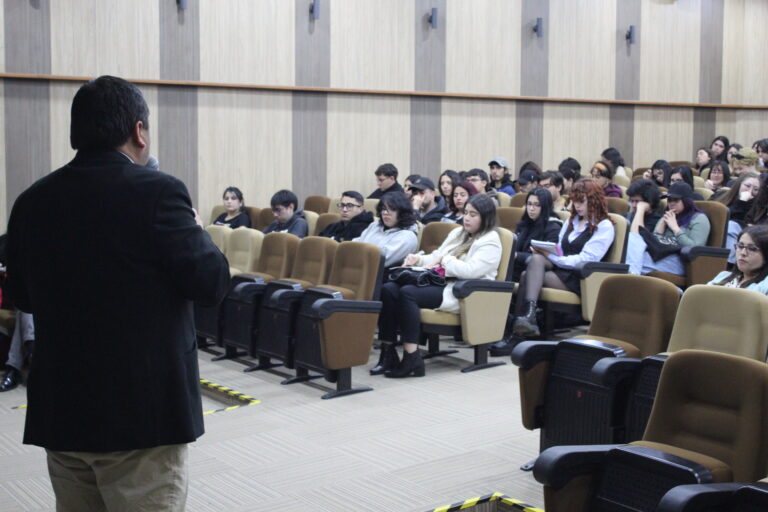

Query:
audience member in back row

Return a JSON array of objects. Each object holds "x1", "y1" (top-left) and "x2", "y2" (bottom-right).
[
  {"x1": 538, "y1": 170, "x2": 568, "y2": 211},
  {"x1": 510, "y1": 188, "x2": 563, "y2": 282},
  {"x1": 368, "y1": 163, "x2": 404, "y2": 199},
  {"x1": 465, "y1": 168, "x2": 499, "y2": 205},
  {"x1": 488, "y1": 157, "x2": 515, "y2": 195},
  {"x1": 644, "y1": 159, "x2": 672, "y2": 188},
  {"x1": 668, "y1": 165, "x2": 704, "y2": 200},
  {"x1": 626, "y1": 182, "x2": 710, "y2": 276},
  {"x1": 745, "y1": 175, "x2": 768, "y2": 225},
  {"x1": 711, "y1": 135, "x2": 730, "y2": 162},
  {"x1": 213, "y1": 186, "x2": 251, "y2": 229},
  {"x1": 626, "y1": 179, "x2": 663, "y2": 232},
  {"x1": 726, "y1": 143, "x2": 743, "y2": 166},
  {"x1": 694, "y1": 147, "x2": 713, "y2": 174},
  {"x1": 716, "y1": 171, "x2": 761, "y2": 264},
  {"x1": 601, "y1": 147, "x2": 628, "y2": 177},
  {"x1": 263, "y1": 189, "x2": 308, "y2": 238},
  {"x1": 728, "y1": 148, "x2": 759, "y2": 185},
  {"x1": 516, "y1": 170, "x2": 540, "y2": 195},
  {"x1": 441, "y1": 181, "x2": 478, "y2": 224},
  {"x1": 703, "y1": 160, "x2": 730, "y2": 195},
  {"x1": 353, "y1": 191, "x2": 418, "y2": 268},
  {"x1": 558, "y1": 157, "x2": 581, "y2": 193},
  {"x1": 318, "y1": 190, "x2": 373, "y2": 242},
  {"x1": 708, "y1": 225, "x2": 768, "y2": 294},
  {"x1": 512, "y1": 181, "x2": 615, "y2": 337},
  {"x1": 590, "y1": 161, "x2": 623, "y2": 198},
  {"x1": 438, "y1": 170, "x2": 460, "y2": 212},
  {"x1": 373, "y1": 194, "x2": 501, "y2": 378},
  {"x1": 409, "y1": 177, "x2": 448, "y2": 224},
  {"x1": 403, "y1": 174, "x2": 421, "y2": 198}
]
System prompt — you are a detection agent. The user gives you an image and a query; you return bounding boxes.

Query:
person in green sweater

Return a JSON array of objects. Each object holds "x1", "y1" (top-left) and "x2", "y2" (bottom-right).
[{"x1": 626, "y1": 182, "x2": 711, "y2": 275}]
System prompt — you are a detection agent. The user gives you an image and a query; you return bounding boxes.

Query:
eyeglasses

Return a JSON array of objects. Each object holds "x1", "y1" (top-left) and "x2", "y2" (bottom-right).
[
  {"x1": 337, "y1": 202, "x2": 362, "y2": 210},
  {"x1": 380, "y1": 206, "x2": 392, "y2": 213},
  {"x1": 466, "y1": 177, "x2": 482, "y2": 183},
  {"x1": 735, "y1": 243, "x2": 760, "y2": 253}
]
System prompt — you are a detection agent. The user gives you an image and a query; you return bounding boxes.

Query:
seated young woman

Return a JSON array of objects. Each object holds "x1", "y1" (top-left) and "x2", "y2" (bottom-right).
[
  {"x1": 745, "y1": 174, "x2": 768, "y2": 226},
  {"x1": 373, "y1": 194, "x2": 502, "y2": 378},
  {"x1": 438, "y1": 170, "x2": 460, "y2": 212},
  {"x1": 440, "y1": 181, "x2": 478, "y2": 223},
  {"x1": 510, "y1": 188, "x2": 563, "y2": 281},
  {"x1": 704, "y1": 160, "x2": 730, "y2": 195},
  {"x1": 708, "y1": 225, "x2": 768, "y2": 294},
  {"x1": 512, "y1": 180, "x2": 615, "y2": 337},
  {"x1": 590, "y1": 161, "x2": 623, "y2": 198},
  {"x1": 643, "y1": 159, "x2": 673, "y2": 189},
  {"x1": 213, "y1": 186, "x2": 251, "y2": 228},
  {"x1": 626, "y1": 178, "x2": 663, "y2": 232},
  {"x1": 626, "y1": 182, "x2": 711, "y2": 276},
  {"x1": 353, "y1": 191, "x2": 419, "y2": 268},
  {"x1": 714, "y1": 171, "x2": 760, "y2": 264}
]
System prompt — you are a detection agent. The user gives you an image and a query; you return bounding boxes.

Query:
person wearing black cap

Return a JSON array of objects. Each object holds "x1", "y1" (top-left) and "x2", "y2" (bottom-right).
[
  {"x1": 409, "y1": 177, "x2": 448, "y2": 225},
  {"x1": 626, "y1": 181, "x2": 711, "y2": 276},
  {"x1": 516, "y1": 170, "x2": 540, "y2": 195}
]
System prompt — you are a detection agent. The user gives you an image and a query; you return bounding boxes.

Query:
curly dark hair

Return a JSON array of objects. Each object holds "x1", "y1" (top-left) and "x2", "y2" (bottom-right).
[{"x1": 377, "y1": 191, "x2": 418, "y2": 229}]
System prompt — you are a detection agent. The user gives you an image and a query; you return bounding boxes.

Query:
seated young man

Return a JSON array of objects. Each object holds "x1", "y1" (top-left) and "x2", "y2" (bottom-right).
[
  {"x1": 538, "y1": 170, "x2": 568, "y2": 211},
  {"x1": 488, "y1": 157, "x2": 515, "y2": 195},
  {"x1": 409, "y1": 177, "x2": 448, "y2": 225},
  {"x1": 263, "y1": 189, "x2": 309, "y2": 238},
  {"x1": 318, "y1": 190, "x2": 373, "y2": 241},
  {"x1": 465, "y1": 168, "x2": 499, "y2": 205},
  {"x1": 368, "y1": 163, "x2": 404, "y2": 199},
  {"x1": 516, "y1": 170, "x2": 540, "y2": 195}
]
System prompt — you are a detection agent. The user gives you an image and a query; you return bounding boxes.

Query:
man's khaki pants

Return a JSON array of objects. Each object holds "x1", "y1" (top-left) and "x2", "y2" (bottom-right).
[{"x1": 46, "y1": 444, "x2": 188, "y2": 512}]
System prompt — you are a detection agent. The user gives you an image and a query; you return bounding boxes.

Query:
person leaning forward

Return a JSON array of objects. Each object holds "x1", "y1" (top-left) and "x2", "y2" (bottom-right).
[{"x1": 5, "y1": 75, "x2": 230, "y2": 511}]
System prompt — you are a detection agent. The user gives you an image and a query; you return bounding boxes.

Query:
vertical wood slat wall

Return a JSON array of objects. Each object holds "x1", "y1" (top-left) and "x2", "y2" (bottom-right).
[{"x1": 2, "y1": 0, "x2": 768, "y2": 228}]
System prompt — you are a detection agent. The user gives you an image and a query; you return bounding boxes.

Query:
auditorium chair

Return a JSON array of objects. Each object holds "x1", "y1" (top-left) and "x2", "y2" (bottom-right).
[
  {"x1": 648, "y1": 201, "x2": 729, "y2": 288},
  {"x1": 204, "y1": 224, "x2": 232, "y2": 254},
  {"x1": 418, "y1": 222, "x2": 459, "y2": 255},
  {"x1": 632, "y1": 167, "x2": 649, "y2": 179},
  {"x1": 269, "y1": 242, "x2": 384, "y2": 399},
  {"x1": 694, "y1": 187, "x2": 713, "y2": 199},
  {"x1": 591, "y1": 284, "x2": 768, "y2": 446},
  {"x1": 363, "y1": 198, "x2": 379, "y2": 214},
  {"x1": 657, "y1": 480, "x2": 768, "y2": 511},
  {"x1": 209, "y1": 204, "x2": 226, "y2": 225},
  {"x1": 699, "y1": 168, "x2": 710, "y2": 181},
  {"x1": 537, "y1": 213, "x2": 629, "y2": 336},
  {"x1": 313, "y1": 213, "x2": 340, "y2": 236},
  {"x1": 225, "y1": 228, "x2": 264, "y2": 275},
  {"x1": 670, "y1": 160, "x2": 695, "y2": 169},
  {"x1": 219, "y1": 236, "x2": 337, "y2": 369},
  {"x1": 244, "y1": 206, "x2": 261, "y2": 228},
  {"x1": 256, "y1": 208, "x2": 274, "y2": 231},
  {"x1": 417, "y1": 227, "x2": 515, "y2": 372},
  {"x1": 511, "y1": 275, "x2": 681, "y2": 470},
  {"x1": 613, "y1": 174, "x2": 630, "y2": 188},
  {"x1": 303, "y1": 210, "x2": 319, "y2": 238},
  {"x1": 496, "y1": 207, "x2": 524, "y2": 232},
  {"x1": 303, "y1": 195, "x2": 331, "y2": 214},
  {"x1": 510, "y1": 193, "x2": 527, "y2": 207},
  {"x1": 606, "y1": 197, "x2": 628, "y2": 215},
  {"x1": 496, "y1": 191, "x2": 511, "y2": 207},
  {"x1": 693, "y1": 175, "x2": 705, "y2": 188},
  {"x1": 534, "y1": 349, "x2": 768, "y2": 512}
]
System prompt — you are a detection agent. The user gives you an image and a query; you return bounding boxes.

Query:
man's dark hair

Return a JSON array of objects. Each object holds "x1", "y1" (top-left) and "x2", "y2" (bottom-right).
[
  {"x1": 340, "y1": 190, "x2": 364, "y2": 204},
  {"x1": 70, "y1": 75, "x2": 149, "y2": 151},
  {"x1": 626, "y1": 178, "x2": 661, "y2": 210},
  {"x1": 270, "y1": 189, "x2": 299, "y2": 210},
  {"x1": 465, "y1": 168, "x2": 491, "y2": 192},
  {"x1": 519, "y1": 161, "x2": 542, "y2": 175},
  {"x1": 374, "y1": 163, "x2": 398, "y2": 179},
  {"x1": 540, "y1": 170, "x2": 564, "y2": 192},
  {"x1": 558, "y1": 157, "x2": 581, "y2": 174}
]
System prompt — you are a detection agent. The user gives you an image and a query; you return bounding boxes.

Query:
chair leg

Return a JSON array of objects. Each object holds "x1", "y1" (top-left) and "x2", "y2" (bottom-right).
[
  {"x1": 321, "y1": 368, "x2": 373, "y2": 400},
  {"x1": 211, "y1": 344, "x2": 246, "y2": 361},
  {"x1": 461, "y1": 343, "x2": 507, "y2": 373},
  {"x1": 421, "y1": 333, "x2": 459, "y2": 360},
  {"x1": 281, "y1": 366, "x2": 323, "y2": 385},
  {"x1": 243, "y1": 355, "x2": 282, "y2": 372}
]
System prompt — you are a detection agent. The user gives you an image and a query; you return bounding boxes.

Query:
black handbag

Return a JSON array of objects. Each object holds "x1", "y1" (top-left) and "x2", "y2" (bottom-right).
[
  {"x1": 387, "y1": 267, "x2": 447, "y2": 287},
  {"x1": 639, "y1": 227, "x2": 682, "y2": 262}
]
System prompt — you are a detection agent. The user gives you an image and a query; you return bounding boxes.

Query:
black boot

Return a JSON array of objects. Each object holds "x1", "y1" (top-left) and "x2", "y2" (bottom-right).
[
  {"x1": 370, "y1": 343, "x2": 400, "y2": 375},
  {"x1": 513, "y1": 300, "x2": 540, "y2": 337},
  {"x1": 489, "y1": 334, "x2": 525, "y2": 357},
  {"x1": 0, "y1": 367, "x2": 21, "y2": 392},
  {"x1": 385, "y1": 350, "x2": 425, "y2": 378}
]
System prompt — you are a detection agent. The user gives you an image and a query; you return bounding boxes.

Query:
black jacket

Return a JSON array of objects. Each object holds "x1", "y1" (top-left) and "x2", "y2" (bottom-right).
[
  {"x1": 6, "y1": 150, "x2": 230, "y2": 452},
  {"x1": 420, "y1": 196, "x2": 449, "y2": 225},
  {"x1": 511, "y1": 217, "x2": 563, "y2": 280},
  {"x1": 318, "y1": 211, "x2": 374, "y2": 241},
  {"x1": 368, "y1": 182, "x2": 404, "y2": 199}
]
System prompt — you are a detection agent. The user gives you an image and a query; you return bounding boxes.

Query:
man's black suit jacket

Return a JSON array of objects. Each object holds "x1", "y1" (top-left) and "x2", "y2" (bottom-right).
[{"x1": 6, "y1": 150, "x2": 230, "y2": 452}]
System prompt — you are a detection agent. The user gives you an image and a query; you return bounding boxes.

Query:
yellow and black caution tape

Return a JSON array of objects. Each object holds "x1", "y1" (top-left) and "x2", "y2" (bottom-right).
[
  {"x1": 199, "y1": 378, "x2": 260, "y2": 415},
  {"x1": 428, "y1": 492, "x2": 544, "y2": 512}
]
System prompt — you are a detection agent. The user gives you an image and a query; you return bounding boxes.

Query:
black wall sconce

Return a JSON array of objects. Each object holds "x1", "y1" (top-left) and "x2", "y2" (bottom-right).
[
  {"x1": 626, "y1": 25, "x2": 637, "y2": 45},
  {"x1": 427, "y1": 7, "x2": 438, "y2": 29},
  {"x1": 177, "y1": 0, "x2": 187, "y2": 10},
  {"x1": 533, "y1": 17, "x2": 544, "y2": 38},
  {"x1": 309, "y1": 0, "x2": 320, "y2": 21}
]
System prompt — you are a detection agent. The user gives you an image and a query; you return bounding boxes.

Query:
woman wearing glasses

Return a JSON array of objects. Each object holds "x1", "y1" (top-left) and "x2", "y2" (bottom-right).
[
  {"x1": 708, "y1": 225, "x2": 768, "y2": 294},
  {"x1": 353, "y1": 191, "x2": 418, "y2": 268},
  {"x1": 318, "y1": 190, "x2": 373, "y2": 241}
]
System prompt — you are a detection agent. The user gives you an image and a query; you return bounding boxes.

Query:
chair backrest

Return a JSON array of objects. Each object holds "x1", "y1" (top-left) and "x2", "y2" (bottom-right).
[
  {"x1": 666, "y1": 285, "x2": 768, "y2": 360},
  {"x1": 606, "y1": 197, "x2": 629, "y2": 215},
  {"x1": 555, "y1": 210, "x2": 571, "y2": 222},
  {"x1": 618, "y1": 185, "x2": 628, "y2": 200},
  {"x1": 256, "y1": 208, "x2": 274, "y2": 231},
  {"x1": 694, "y1": 200, "x2": 729, "y2": 247},
  {"x1": 613, "y1": 174, "x2": 630, "y2": 188},
  {"x1": 326, "y1": 241, "x2": 382, "y2": 300},
  {"x1": 604, "y1": 213, "x2": 628, "y2": 263},
  {"x1": 670, "y1": 160, "x2": 695, "y2": 169},
  {"x1": 510, "y1": 193, "x2": 527, "y2": 207},
  {"x1": 588, "y1": 275, "x2": 681, "y2": 357},
  {"x1": 495, "y1": 227, "x2": 514, "y2": 281},
  {"x1": 694, "y1": 187, "x2": 713, "y2": 200},
  {"x1": 699, "y1": 168, "x2": 710, "y2": 181},
  {"x1": 693, "y1": 175, "x2": 705, "y2": 188},
  {"x1": 244, "y1": 206, "x2": 261, "y2": 228},
  {"x1": 633, "y1": 167, "x2": 649, "y2": 178},
  {"x1": 496, "y1": 191, "x2": 511, "y2": 207},
  {"x1": 304, "y1": 210, "x2": 319, "y2": 237},
  {"x1": 289, "y1": 236, "x2": 338, "y2": 286},
  {"x1": 496, "y1": 207, "x2": 524, "y2": 232},
  {"x1": 226, "y1": 228, "x2": 264, "y2": 274},
  {"x1": 205, "y1": 224, "x2": 232, "y2": 254},
  {"x1": 209, "y1": 205, "x2": 226, "y2": 225},
  {"x1": 363, "y1": 198, "x2": 379, "y2": 214},
  {"x1": 314, "y1": 213, "x2": 340, "y2": 235},
  {"x1": 419, "y1": 222, "x2": 459, "y2": 254},
  {"x1": 303, "y1": 195, "x2": 331, "y2": 214},
  {"x1": 329, "y1": 197, "x2": 342, "y2": 213},
  {"x1": 643, "y1": 349, "x2": 768, "y2": 482},
  {"x1": 255, "y1": 232, "x2": 300, "y2": 279}
]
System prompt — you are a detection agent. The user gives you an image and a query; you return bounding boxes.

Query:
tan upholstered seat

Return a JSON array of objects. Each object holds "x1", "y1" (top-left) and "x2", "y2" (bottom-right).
[
  {"x1": 242, "y1": 232, "x2": 299, "y2": 282},
  {"x1": 256, "y1": 208, "x2": 274, "y2": 231},
  {"x1": 496, "y1": 191, "x2": 511, "y2": 207},
  {"x1": 303, "y1": 195, "x2": 331, "y2": 214},
  {"x1": 496, "y1": 207, "x2": 524, "y2": 232},
  {"x1": 303, "y1": 210, "x2": 318, "y2": 237},
  {"x1": 606, "y1": 197, "x2": 628, "y2": 215},
  {"x1": 225, "y1": 228, "x2": 263, "y2": 275},
  {"x1": 363, "y1": 198, "x2": 379, "y2": 214},
  {"x1": 244, "y1": 206, "x2": 260, "y2": 228},
  {"x1": 209, "y1": 204, "x2": 226, "y2": 225},
  {"x1": 419, "y1": 222, "x2": 460, "y2": 254},
  {"x1": 670, "y1": 160, "x2": 695, "y2": 168},
  {"x1": 693, "y1": 175, "x2": 705, "y2": 188},
  {"x1": 204, "y1": 224, "x2": 232, "y2": 255},
  {"x1": 510, "y1": 193, "x2": 527, "y2": 207},
  {"x1": 314, "y1": 213, "x2": 340, "y2": 236},
  {"x1": 695, "y1": 187, "x2": 713, "y2": 199},
  {"x1": 613, "y1": 174, "x2": 630, "y2": 188}
]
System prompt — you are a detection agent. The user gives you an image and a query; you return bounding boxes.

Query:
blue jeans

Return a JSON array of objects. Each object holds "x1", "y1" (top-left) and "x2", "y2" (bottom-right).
[{"x1": 626, "y1": 232, "x2": 686, "y2": 276}]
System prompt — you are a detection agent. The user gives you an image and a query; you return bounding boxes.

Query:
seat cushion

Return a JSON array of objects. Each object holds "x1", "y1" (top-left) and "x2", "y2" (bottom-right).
[
  {"x1": 420, "y1": 309, "x2": 461, "y2": 326},
  {"x1": 539, "y1": 288, "x2": 581, "y2": 305},
  {"x1": 631, "y1": 441, "x2": 732, "y2": 483}
]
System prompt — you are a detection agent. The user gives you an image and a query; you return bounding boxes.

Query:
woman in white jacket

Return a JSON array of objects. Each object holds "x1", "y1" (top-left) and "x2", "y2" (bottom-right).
[{"x1": 373, "y1": 194, "x2": 502, "y2": 378}]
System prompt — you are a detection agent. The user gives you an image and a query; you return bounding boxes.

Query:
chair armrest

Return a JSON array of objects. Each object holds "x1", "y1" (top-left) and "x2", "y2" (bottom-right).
[
  {"x1": 591, "y1": 357, "x2": 643, "y2": 387},
  {"x1": 533, "y1": 444, "x2": 618, "y2": 489},
  {"x1": 310, "y1": 299, "x2": 382, "y2": 319},
  {"x1": 656, "y1": 483, "x2": 743, "y2": 512},
  {"x1": 680, "y1": 246, "x2": 729, "y2": 262},
  {"x1": 574, "y1": 261, "x2": 630, "y2": 279},
  {"x1": 511, "y1": 341, "x2": 559, "y2": 369},
  {"x1": 266, "y1": 288, "x2": 306, "y2": 308},
  {"x1": 232, "y1": 273, "x2": 267, "y2": 285},
  {"x1": 452, "y1": 279, "x2": 515, "y2": 299},
  {"x1": 230, "y1": 281, "x2": 267, "y2": 300}
]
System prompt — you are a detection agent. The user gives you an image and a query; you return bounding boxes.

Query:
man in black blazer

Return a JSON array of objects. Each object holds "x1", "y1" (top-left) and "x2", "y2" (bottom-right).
[{"x1": 6, "y1": 76, "x2": 230, "y2": 510}]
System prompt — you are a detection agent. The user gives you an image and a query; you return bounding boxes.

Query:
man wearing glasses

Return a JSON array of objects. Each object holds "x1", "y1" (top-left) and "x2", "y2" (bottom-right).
[{"x1": 318, "y1": 190, "x2": 373, "y2": 241}]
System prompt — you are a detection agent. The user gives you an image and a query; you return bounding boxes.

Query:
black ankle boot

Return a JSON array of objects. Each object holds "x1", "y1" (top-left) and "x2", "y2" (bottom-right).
[
  {"x1": 385, "y1": 350, "x2": 425, "y2": 378},
  {"x1": 370, "y1": 343, "x2": 400, "y2": 375},
  {"x1": 512, "y1": 300, "x2": 540, "y2": 337}
]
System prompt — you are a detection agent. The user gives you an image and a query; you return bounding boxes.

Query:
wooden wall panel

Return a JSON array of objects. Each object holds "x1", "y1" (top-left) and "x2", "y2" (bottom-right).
[
  {"x1": 197, "y1": 89, "x2": 292, "y2": 219},
  {"x1": 716, "y1": 110, "x2": 768, "y2": 149},
  {"x1": 549, "y1": 0, "x2": 616, "y2": 100},
  {"x1": 542, "y1": 103, "x2": 611, "y2": 172},
  {"x1": 445, "y1": 1, "x2": 520, "y2": 95},
  {"x1": 639, "y1": 0, "x2": 700, "y2": 103},
  {"x1": 722, "y1": 0, "x2": 768, "y2": 106},
  {"x1": 440, "y1": 99, "x2": 515, "y2": 174},
  {"x1": 326, "y1": 94, "x2": 410, "y2": 199},
  {"x1": 330, "y1": 0, "x2": 414, "y2": 91},
  {"x1": 0, "y1": 5, "x2": 5, "y2": 72},
  {"x1": 50, "y1": 0, "x2": 159, "y2": 79},
  {"x1": 199, "y1": 0, "x2": 294, "y2": 85},
  {"x1": 633, "y1": 106, "x2": 694, "y2": 169}
]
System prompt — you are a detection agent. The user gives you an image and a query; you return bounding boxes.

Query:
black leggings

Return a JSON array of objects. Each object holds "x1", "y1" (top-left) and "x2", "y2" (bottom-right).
[{"x1": 378, "y1": 282, "x2": 444, "y2": 344}]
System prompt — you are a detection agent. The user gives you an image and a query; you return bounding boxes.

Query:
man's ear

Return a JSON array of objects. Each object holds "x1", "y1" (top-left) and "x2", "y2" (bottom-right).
[{"x1": 132, "y1": 121, "x2": 148, "y2": 149}]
